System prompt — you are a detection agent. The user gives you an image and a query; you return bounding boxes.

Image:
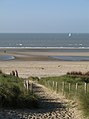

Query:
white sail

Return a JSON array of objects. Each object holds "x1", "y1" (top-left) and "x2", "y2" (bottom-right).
[{"x1": 69, "y1": 33, "x2": 71, "y2": 37}]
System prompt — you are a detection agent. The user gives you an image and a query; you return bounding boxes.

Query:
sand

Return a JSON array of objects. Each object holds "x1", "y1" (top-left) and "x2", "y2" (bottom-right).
[{"x1": 0, "y1": 48, "x2": 89, "y2": 78}]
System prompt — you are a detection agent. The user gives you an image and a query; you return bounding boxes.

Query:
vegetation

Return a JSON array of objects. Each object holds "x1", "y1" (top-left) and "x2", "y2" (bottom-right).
[
  {"x1": 29, "y1": 73, "x2": 89, "y2": 118},
  {"x1": 0, "y1": 72, "x2": 38, "y2": 108}
]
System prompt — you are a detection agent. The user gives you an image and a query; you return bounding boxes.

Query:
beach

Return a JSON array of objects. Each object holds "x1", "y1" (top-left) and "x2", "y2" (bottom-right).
[{"x1": 0, "y1": 48, "x2": 89, "y2": 78}]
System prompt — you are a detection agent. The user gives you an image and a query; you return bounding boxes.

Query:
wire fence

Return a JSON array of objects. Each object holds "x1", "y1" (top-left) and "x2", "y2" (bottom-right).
[{"x1": 38, "y1": 80, "x2": 89, "y2": 99}]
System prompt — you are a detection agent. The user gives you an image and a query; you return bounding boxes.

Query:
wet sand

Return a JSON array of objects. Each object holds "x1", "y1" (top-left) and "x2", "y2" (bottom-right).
[{"x1": 0, "y1": 48, "x2": 89, "y2": 78}]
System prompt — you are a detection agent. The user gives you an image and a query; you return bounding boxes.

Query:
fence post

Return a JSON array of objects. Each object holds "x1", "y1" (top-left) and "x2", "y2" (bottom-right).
[
  {"x1": 52, "y1": 81, "x2": 54, "y2": 90},
  {"x1": 62, "y1": 82, "x2": 65, "y2": 95},
  {"x1": 74, "y1": 83, "x2": 78, "y2": 101},
  {"x1": 24, "y1": 80, "x2": 26, "y2": 88},
  {"x1": 84, "y1": 83, "x2": 87, "y2": 94},
  {"x1": 56, "y1": 82, "x2": 58, "y2": 93},
  {"x1": 29, "y1": 83, "x2": 33, "y2": 93},
  {"x1": 69, "y1": 83, "x2": 71, "y2": 92},
  {"x1": 26, "y1": 80, "x2": 28, "y2": 91},
  {"x1": 76, "y1": 83, "x2": 78, "y2": 92}
]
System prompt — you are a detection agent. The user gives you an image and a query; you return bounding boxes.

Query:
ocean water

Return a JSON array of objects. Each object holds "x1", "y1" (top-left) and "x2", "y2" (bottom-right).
[
  {"x1": 0, "y1": 33, "x2": 89, "y2": 49},
  {"x1": 0, "y1": 55, "x2": 15, "y2": 61},
  {"x1": 51, "y1": 56, "x2": 89, "y2": 61}
]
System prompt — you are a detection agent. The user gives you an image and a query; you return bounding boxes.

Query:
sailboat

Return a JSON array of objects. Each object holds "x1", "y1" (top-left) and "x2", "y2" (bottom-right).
[{"x1": 68, "y1": 33, "x2": 72, "y2": 37}]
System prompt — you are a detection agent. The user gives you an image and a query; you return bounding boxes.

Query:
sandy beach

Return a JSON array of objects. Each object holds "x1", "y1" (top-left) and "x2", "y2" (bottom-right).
[{"x1": 0, "y1": 48, "x2": 89, "y2": 78}]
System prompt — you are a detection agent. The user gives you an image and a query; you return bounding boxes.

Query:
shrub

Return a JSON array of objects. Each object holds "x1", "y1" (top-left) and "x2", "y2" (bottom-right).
[{"x1": 0, "y1": 74, "x2": 39, "y2": 108}]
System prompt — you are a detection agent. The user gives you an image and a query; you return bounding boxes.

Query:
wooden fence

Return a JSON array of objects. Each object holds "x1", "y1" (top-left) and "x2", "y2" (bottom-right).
[
  {"x1": 24, "y1": 80, "x2": 33, "y2": 92},
  {"x1": 23, "y1": 79, "x2": 89, "y2": 96},
  {"x1": 42, "y1": 81, "x2": 89, "y2": 96}
]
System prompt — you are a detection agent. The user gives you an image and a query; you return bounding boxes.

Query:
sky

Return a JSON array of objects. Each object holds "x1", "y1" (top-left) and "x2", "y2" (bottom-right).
[{"x1": 0, "y1": 0, "x2": 89, "y2": 33}]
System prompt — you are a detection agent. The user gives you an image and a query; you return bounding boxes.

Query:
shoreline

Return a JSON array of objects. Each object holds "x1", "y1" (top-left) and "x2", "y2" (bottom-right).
[
  {"x1": 1, "y1": 47, "x2": 89, "y2": 50},
  {"x1": 1, "y1": 48, "x2": 89, "y2": 61}
]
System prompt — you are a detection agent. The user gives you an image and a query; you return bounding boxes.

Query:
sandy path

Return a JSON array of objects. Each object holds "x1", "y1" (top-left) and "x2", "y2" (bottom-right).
[
  {"x1": 28, "y1": 81, "x2": 84, "y2": 119},
  {"x1": 0, "y1": 81, "x2": 84, "y2": 119}
]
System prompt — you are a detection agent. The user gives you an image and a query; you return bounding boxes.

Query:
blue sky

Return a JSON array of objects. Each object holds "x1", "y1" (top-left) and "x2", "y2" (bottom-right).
[{"x1": 0, "y1": 0, "x2": 89, "y2": 33}]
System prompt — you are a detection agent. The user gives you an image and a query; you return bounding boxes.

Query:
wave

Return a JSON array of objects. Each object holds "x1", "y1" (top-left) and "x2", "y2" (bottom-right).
[{"x1": 0, "y1": 46, "x2": 89, "y2": 49}]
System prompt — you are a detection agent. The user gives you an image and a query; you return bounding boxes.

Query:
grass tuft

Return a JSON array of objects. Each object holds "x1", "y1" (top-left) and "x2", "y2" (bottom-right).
[{"x1": 0, "y1": 73, "x2": 38, "y2": 109}]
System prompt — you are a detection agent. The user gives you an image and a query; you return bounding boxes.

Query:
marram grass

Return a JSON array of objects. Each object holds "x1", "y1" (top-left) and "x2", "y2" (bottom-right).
[{"x1": 0, "y1": 73, "x2": 38, "y2": 108}]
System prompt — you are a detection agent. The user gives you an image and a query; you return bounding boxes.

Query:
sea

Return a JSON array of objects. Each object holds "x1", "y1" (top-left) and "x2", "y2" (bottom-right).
[
  {"x1": 0, "y1": 33, "x2": 89, "y2": 50},
  {"x1": 0, "y1": 33, "x2": 89, "y2": 61}
]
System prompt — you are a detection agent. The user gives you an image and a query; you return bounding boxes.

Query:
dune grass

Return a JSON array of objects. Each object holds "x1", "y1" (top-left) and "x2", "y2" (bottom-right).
[{"x1": 0, "y1": 73, "x2": 38, "y2": 108}]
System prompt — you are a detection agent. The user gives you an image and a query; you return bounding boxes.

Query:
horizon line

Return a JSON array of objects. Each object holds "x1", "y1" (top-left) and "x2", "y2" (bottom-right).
[{"x1": 0, "y1": 32, "x2": 89, "y2": 34}]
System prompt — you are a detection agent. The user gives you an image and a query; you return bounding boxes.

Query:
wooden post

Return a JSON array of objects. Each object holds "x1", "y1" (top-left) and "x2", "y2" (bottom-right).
[
  {"x1": 69, "y1": 83, "x2": 70, "y2": 92},
  {"x1": 74, "y1": 83, "x2": 78, "y2": 99},
  {"x1": 53, "y1": 81, "x2": 54, "y2": 90},
  {"x1": 24, "y1": 80, "x2": 26, "y2": 88},
  {"x1": 26, "y1": 80, "x2": 28, "y2": 90},
  {"x1": 76, "y1": 83, "x2": 78, "y2": 91},
  {"x1": 62, "y1": 82, "x2": 65, "y2": 95},
  {"x1": 29, "y1": 82, "x2": 33, "y2": 93},
  {"x1": 84, "y1": 83, "x2": 87, "y2": 94},
  {"x1": 56, "y1": 82, "x2": 58, "y2": 93},
  {"x1": 32, "y1": 83, "x2": 33, "y2": 93}
]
